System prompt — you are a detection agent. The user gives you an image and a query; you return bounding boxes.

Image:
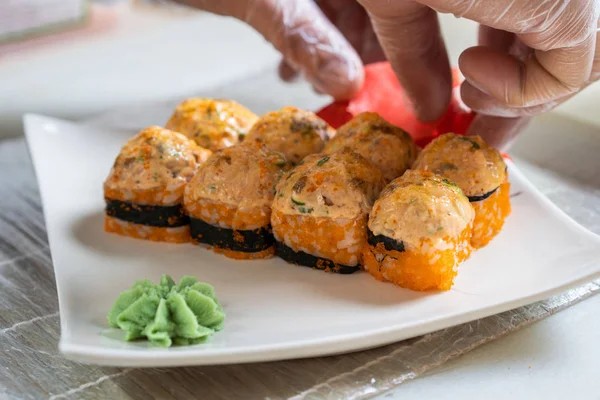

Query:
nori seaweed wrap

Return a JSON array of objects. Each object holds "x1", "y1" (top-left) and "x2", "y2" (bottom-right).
[
  {"x1": 413, "y1": 133, "x2": 511, "y2": 248},
  {"x1": 362, "y1": 170, "x2": 474, "y2": 291},
  {"x1": 271, "y1": 148, "x2": 385, "y2": 273},
  {"x1": 184, "y1": 140, "x2": 289, "y2": 259},
  {"x1": 103, "y1": 126, "x2": 211, "y2": 243}
]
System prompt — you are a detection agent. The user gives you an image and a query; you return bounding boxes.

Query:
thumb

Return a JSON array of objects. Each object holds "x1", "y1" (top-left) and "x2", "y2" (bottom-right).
[{"x1": 176, "y1": 0, "x2": 364, "y2": 100}]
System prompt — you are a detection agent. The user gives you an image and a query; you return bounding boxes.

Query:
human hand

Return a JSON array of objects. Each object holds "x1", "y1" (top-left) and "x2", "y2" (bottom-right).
[
  {"x1": 174, "y1": 0, "x2": 369, "y2": 100},
  {"x1": 277, "y1": 0, "x2": 385, "y2": 85},
  {"x1": 357, "y1": 0, "x2": 600, "y2": 148}
]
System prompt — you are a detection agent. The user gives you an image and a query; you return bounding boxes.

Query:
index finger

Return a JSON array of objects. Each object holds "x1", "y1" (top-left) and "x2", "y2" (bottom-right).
[{"x1": 358, "y1": 0, "x2": 453, "y2": 122}]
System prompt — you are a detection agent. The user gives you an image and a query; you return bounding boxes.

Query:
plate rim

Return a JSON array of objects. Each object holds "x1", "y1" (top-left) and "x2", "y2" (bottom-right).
[{"x1": 24, "y1": 113, "x2": 600, "y2": 367}]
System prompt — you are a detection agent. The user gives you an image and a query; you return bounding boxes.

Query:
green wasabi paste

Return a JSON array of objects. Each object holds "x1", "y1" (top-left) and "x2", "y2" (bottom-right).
[{"x1": 107, "y1": 274, "x2": 225, "y2": 347}]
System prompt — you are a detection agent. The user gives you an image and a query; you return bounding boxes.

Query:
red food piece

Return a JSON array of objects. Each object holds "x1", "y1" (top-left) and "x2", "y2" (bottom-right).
[{"x1": 316, "y1": 62, "x2": 475, "y2": 147}]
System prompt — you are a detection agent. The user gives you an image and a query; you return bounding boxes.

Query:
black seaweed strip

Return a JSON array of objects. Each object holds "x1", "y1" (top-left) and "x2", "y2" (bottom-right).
[
  {"x1": 105, "y1": 199, "x2": 189, "y2": 227},
  {"x1": 275, "y1": 241, "x2": 360, "y2": 274},
  {"x1": 190, "y1": 218, "x2": 274, "y2": 252}
]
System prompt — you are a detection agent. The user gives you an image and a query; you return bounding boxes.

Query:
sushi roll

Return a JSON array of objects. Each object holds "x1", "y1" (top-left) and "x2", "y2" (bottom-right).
[
  {"x1": 412, "y1": 133, "x2": 510, "y2": 248},
  {"x1": 165, "y1": 98, "x2": 259, "y2": 152},
  {"x1": 362, "y1": 170, "x2": 474, "y2": 291},
  {"x1": 245, "y1": 106, "x2": 334, "y2": 165},
  {"x1": 104, "y1": 126, "x2": 211, "y2": 243},
  {"x1": 184, "y1": 141, "x2": 289, "y2": 259},
  {"x1": 324, "y1": 112, "x2": 417, "y2": 183},
  {"x1": 272, "y1": 148, "x2": 385, "y2": 273}
]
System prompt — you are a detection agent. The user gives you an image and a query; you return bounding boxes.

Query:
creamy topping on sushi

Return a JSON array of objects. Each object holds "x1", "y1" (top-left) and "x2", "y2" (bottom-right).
[
  {"x1": 246, "y1": 106, "x2": 334, "y2": 165},
  {"x1": 369, "y1": 170, "x2": 474, "y2": 250},
  {"x1": 184, "y1": 141, "x2": 289, "y2": 215},
  {"x1": 166, "y1": 98, "x2": 259, "y2": 152},
  {"x1": 412, "y1": 133, "x2": 506, "y2": 197},
  {"x1": 273, "y1": 148, "x2": 385, "y2": 219},
  {"x1": 104, "y1": 126, "x2": 207, "y2": 205},
  {"x1": 324, "y1": 112, "x2": 417, "y2": 182}
]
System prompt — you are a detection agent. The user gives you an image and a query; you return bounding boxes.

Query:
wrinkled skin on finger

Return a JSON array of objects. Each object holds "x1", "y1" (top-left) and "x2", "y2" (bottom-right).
[
  {"x1": 176, "y1": 0, "x2": 365, "y2": 100},
  {"x1": 279, "y1": 0, "x2": 386, "y2": 84},
  {"x1": 175, "y1": 0, "x2": 599, "y2": 149},
  {"x1": 358, "y1": 0, "x2": 599, "y2": 148}
]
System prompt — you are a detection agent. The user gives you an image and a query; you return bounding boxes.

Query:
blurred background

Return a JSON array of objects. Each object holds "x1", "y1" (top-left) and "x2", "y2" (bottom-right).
[
  {"x1": 0, "y1": 0, "x2": 288, "y2": 138},
  {"x1": 1, "y1": 0, "x2": 598, "y2": 141}
]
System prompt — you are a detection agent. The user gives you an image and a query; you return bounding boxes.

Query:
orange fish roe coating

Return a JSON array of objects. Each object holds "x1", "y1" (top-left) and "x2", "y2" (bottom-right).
[
  {"x1": 213, "y1": 247, "x2": 276, "y2": 260},
  {"x1": 272, "y1": 148, "x2": 385, "y2": 267},
  {"x1": 272, "y1": 210, "x2": 368, "y2": 266},
  {"x1": 364, "y1": 170, "x2": 474, "y2": 291},
  {"x1": 184, "y1": 141, "x2": 289, "y2": 230},
  {"x1": 412, "y1": 133, "x2": 510, "y2": 248},
  {"x1": 324, "y1": 112, "x2": 417, "y2": 183},
  {"x1": 186, "y1": 199, "x2": 271, "y2": 231},
  {"x1": 471, "y1": 181, "x2": 511, "y2": 248},
  {"x1": 165, "y1": 98, "x2": 259, "y2": 152},
  {"x1": 105, "y1": 216, "x2": 190, "y2": 243},
  {"x1": 413, "y1": 133, "x2": 506, "y2": 198},
  {"x1": 363, "y1": 226, "x2": 472, "y2": 291},
  {"x1": 104, "y1": 126, "x2": 207, "y2": 206},
  {"x1": 246, "y1": 106, "x2": 334, "y2": 165}
]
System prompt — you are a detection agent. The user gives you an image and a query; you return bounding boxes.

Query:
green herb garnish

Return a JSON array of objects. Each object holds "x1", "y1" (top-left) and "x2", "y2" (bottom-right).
[
  {"x1": 316, "y1": 156, "x2": 330, "y2": 167},
  {"x1": 297, "y1": 206, "x2": 314, "y2": 214},
  {"x1": 137, "y1": 157, "x2": 145, "y2": 162},
  {"x1": 459, "y1": 136, "x2": 480, "y2": 150},
  {"x1": 442, "y1": 178, "x2": 459, "y2": 187},
  {"x1": 153, "y1": 172, "x2": 158, "y2": 181},
  {"x1": 208, "y1": 184, "x2": 216, "y2": 191},
  {"x1": 275, "y1": 160, "x2": 287, "y2": 168},
  {"x1": 291, "y1": 197, "x2": 305, "y2": 206},
  {"x1": 290, "y1": 120, "x2": 315, "y2": 137}
]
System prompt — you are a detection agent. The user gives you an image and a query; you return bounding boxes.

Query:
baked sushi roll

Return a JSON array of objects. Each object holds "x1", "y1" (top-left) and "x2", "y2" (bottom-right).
[
  {"x1": 272, "y1": 148, "x2": 385, "y2": 273},
  {"x1": 184, "y1": 141, "x2": 289, "y2": 259},
  {"x1": 413, "y1": 133, "x2": 510, "y2": 248},
  {"x1": 324, "y1": 112, "x2": 417, "y2": 183},
  {"x1": 104, "y1": 126, "x2": 211, "y2": 243},
  {"x1": 245, "y1": 106, "x2": 334, "y2": 165},
  {"x1": 363, "y1": 170, "x2": 474, "y2": 291},
  {"x1": 165, "y1": 98, "x2": 259, "y2": 151}
]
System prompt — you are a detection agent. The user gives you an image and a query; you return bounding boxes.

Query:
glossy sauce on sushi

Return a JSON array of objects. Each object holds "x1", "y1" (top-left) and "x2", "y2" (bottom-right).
[
  {"x1": 413, "y1": 133, "x2": 506, "y2": 199},
  {"x1": 103, "y1": 126, "x2": 209, "y2": 243},
  {"x1": 184, "y1": 140, "x2": 289, "y2": 259},
  {"x1": 364, "y1": 170, "x2": 474, "y2": 291},
  {"x1": 246, "y1": 106, "x2": 334, "y2": 165},
  {"x1": 412, "y1": 133, "x2": 511, "y2": 248},
  {"x1": 104, "y1": 126, "x2": 209, "y2": 206},
  {"x1": 272, "y1": 148, "x2": 385, "y2": 270},
  {"x1": 166, "y1": 98, "x2": 259, "y2": 152},
  {"x1": 324, "y1": 112, "x2": 417, "y2": 183},
  {"x1": 369, "y1": 170, "x2": 474, "y2": 250}
]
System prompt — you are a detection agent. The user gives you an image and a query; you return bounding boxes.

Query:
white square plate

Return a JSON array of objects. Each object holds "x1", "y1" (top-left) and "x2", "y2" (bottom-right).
[{"x1": 24, "y1": 114, "x2": 600, "y2": 367}]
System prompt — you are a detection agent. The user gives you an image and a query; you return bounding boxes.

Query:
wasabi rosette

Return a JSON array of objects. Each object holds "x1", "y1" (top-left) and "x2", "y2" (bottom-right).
[{"x1": 107, "y1": 275, "x2": 225, "y2": 347}]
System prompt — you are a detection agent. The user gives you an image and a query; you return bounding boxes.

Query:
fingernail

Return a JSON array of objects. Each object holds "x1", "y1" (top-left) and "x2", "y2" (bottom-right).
[{"x1": 311, "y1": 52, "x2": 364, "y2": 100}]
